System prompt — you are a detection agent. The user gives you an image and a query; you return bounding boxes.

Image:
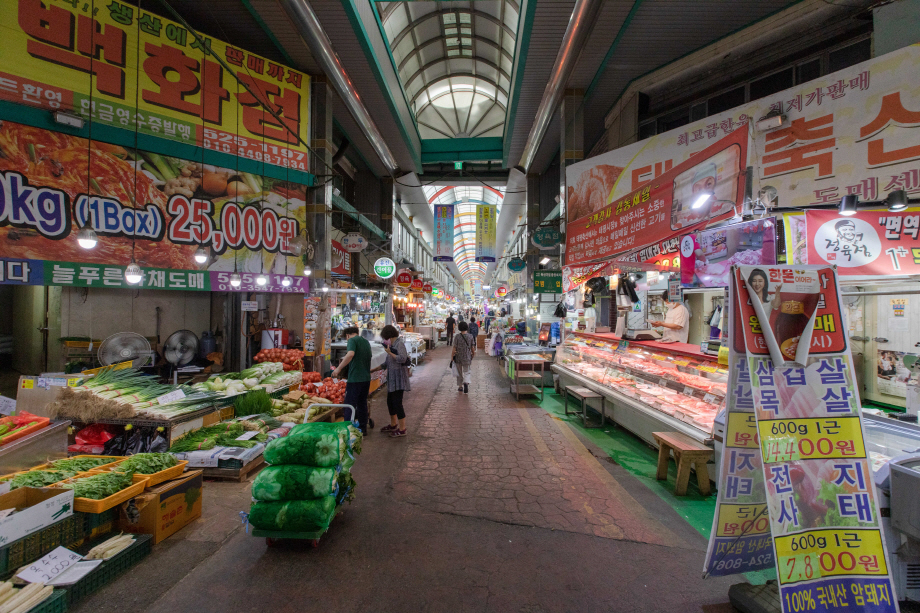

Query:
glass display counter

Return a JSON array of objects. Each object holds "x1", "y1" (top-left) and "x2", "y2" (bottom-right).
[
  {"x1": 863, "y1": 413, "x2": 920, "y2": 474},
  {"x1": 553, "y1": 332, "x2": 727, "y2": 445}
]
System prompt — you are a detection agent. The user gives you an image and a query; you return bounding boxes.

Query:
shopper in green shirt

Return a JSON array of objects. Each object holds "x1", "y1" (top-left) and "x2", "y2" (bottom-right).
[{"x1": 332, "y1": 327, "x2": 373, "y2": 434}]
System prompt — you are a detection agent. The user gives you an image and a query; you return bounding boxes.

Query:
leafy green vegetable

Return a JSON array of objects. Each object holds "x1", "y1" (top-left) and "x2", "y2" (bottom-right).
[
  {"x1": 252, "y1": 466, "x2": 338, "y2": 501},
  {"x1": 116, "y1": 453, "x2": 177, "y2": 475},
  {"x1": 47, "y1": 457, "x2": 111, "y2": 472},
  {"x1": 232, "y1": 389, "x2": 272, "y2": 418},
  {"x1": 9, "y1": 470, "x2": 78, "y2": 489},
  {"x1": 169, "y1": 422, "x2": 265, "y2": 453},
  {"x1": 263, "y1": 431, "x2": 345, "y2": 467},
  {"x1": 58, "y1": 471, "x2": 134, "y2": 500},
  {"x1": 248, "y1": 498, "x2": 336, "y2": 532}
]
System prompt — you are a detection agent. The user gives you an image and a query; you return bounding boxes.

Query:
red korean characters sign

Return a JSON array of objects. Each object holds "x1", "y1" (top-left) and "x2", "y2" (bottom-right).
[
  {"x1": 806, "y1": 208, "x2": 920, "y2": 275},
  {"x1": 410, "y1": 278, "x2": 423, "y2": 291},
  {"x1": 565, "y1": 126, "x2": 748, "y2": 266},
  {"x1": 495, "y1": 286, "x2": 507, "y2": 297},
  {"x1": 422, "y1": 283, "x2": 432, "y2": 294},
  {"x1": 561, "y1": 261, "x2": 614, "y2": 293},
  {"x1": 2, "y1": 0, "x2": 310, "y2": 171},
  {"x1": 396, "y1": 270, "x2": 412, "y2": 288},
  {"x1": 330, "y1": 240, "x2": 350, "y2": 276}
]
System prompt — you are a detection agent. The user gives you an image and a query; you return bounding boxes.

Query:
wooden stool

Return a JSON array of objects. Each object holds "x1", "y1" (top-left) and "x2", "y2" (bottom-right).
[
  {"x1": 652, "y1": 431, "x2": 713, "y2": 496},
  {"x1": 563, "y1": 386, "x2": 606, "y2": 428}
]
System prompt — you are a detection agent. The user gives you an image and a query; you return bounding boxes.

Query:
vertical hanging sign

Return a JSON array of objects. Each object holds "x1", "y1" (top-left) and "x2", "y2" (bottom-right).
[
  {"x1": 475, "y1": 205, "x2": 496, "y2": 262},
  {"x1": 734, "y1": 264, "x2": 899, "y2": 613},
  {"x1": 434, "y1": 204, "x2": 455, "y2": 262}
]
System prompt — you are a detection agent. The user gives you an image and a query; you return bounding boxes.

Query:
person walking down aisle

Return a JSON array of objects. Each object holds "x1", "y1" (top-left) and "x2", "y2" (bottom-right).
[
  {"x1": 332, "y1": 326, "x2": 372, "y2": 435},
  {"x1": 379, "y1": 324, "x2": 410, "y2": 438},
  {"x1": 446, "y1": 313, "x2": 456, "y2": 344},
  {"x1": 468, "y1": 319, "x2": 480, "y2": 348},
  {"x1": 452, "y1": 321, "x2": 475, "y2": 394}
]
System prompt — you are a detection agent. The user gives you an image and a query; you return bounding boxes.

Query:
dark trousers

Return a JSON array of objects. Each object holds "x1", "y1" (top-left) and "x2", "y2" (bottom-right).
[
  {"x1": 447, "y1": 328, "x2": 454, "y2": 343},
  {"x1": 344, "y1": 381, "x2": 370, "y2": 430},
  {"x1": 387, "y1": 389, "x2": 405, "y2": 419}
]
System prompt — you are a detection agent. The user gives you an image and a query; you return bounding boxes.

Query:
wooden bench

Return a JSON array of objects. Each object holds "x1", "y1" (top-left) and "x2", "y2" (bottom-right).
[
  {"x1": 652, "y1": 431, "x2": 714, "y2": 496},
  {"x1": 563, "y1": 386, "x2": 606, "y2": 428}
]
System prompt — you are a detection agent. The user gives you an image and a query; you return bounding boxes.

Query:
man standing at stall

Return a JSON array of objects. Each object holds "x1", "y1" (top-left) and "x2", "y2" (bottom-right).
[
  {"x1": 650, "y1": 290, "x2": 691, "y2": 344},
  {"x1": 331, "y1": 326, "x2": 372, "y2": 435},
  {"x1": 446, "y1": 312, "x2": 456, "y2": 343}
]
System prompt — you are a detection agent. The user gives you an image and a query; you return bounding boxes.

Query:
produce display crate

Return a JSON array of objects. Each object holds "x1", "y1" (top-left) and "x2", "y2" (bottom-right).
[
  {"x1": 97, "y1": 460, "x2": 187, "y2": 488},
  {"x1": 202, "y1": 457, "x2": 264, "y2": 482},
  {"x1": 50, "y1": 477, "x2": 148, "y2": 514},
  {"x1": 0, "y1": 416, "x2": 51, "y2": 447},
  {"x1": 32, "y1": 455, "x2": 125, "y2": 473},
  {"x1": 28, "y1": 588, "x2": 67, "y2": 613},
  {"x1": 64, "y1": 534, "x2": 152, "y2": 606}
]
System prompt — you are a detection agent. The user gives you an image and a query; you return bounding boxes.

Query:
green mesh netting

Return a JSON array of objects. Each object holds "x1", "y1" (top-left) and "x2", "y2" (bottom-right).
[
  {"x1": 249, "y1": 497, "x2": 336, "y2": 532},
  {"x1": 263, "y1": 430, "x2": 346, "y2": 467},
  {"x1": 251, "y1": 465, "x2": 339, "y2": 501}
]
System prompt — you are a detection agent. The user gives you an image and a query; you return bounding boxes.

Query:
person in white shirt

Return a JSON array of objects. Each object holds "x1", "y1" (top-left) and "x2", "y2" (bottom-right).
[{"x1": 649, "y1": 290, "x2": 690, "y2": 343}]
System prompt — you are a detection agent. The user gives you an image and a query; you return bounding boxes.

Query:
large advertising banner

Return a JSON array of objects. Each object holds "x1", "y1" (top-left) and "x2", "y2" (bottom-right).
[
  {"x1": 1, "y1": 0, "x2": 311, "y2": 171},
  {"x1": 330, "y1": 240, "x2": 350, "y2": 276},
  {"x1": 703, "y1": 273, "x2": 773, "y2": 577},
  {"x1": 734, "y1": 265, "x2": 899, "y2": 613},
  {"x1": 0, "y1": 121, "x2": 309, "y2": 283},
  {"x1": 475, "y1": 204, "x2": 496, "y2": 262},
  {"x1": 564, "y1": 126, "x2": 747, "y2": 266},
  {"x1": 434, "y1": 204, "x2": 454, "y2": 262},
  {"x1": 567, "y1": 44, "x2": 920, "y2": 228},
  {"x1": 681, "y1": 218, "x2": 778, "y2": 288},
  {"x1": 806, "y1": 208, "x2": 920, "y2": 275}
]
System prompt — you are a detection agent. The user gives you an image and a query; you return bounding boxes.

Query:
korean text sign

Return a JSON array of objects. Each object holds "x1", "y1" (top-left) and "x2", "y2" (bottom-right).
[
  {"x1": 2, "y1": 0, "x2": 310, "y2": 171},
  {"x1": 475, "y1": 204, "x2": 496, "y2": 262},
  {"x1": 434, "y1": 204, "x2": 454, "y2": 262},
  {"x1": 565, "y1": 126, "x2": 747, "y2": 266},
  {"x1": 806, "y1": 208, "x2": 920, "y2": 275},
  {"x1": 734, "y1": 265, "x2": 898, "y2": 613},
  {"x1": 533, "y1": 270, "x2": 561, "y2": 294}
]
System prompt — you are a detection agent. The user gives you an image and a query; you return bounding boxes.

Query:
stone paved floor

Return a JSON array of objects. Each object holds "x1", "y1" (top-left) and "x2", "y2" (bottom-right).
[{"x1": 73, "y1": 344, "x2": 742, "y2": 613}]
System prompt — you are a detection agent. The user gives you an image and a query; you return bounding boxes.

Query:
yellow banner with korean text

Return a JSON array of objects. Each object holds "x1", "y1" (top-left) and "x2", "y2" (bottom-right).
[{"x1": 0, "y1": 0, "x2": 310, "y2": 171}]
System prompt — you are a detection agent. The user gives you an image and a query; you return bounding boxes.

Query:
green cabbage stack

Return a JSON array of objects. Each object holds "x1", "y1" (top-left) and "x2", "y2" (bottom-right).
[
  {"x1": 251, "y1": 466, "x2": 338, "y2": 501},
  {"x1": 248, "y1": 497, "x2": 337, "y2": 532},
  {"x1": 263, "y1": 431, "x2": 346, "y2": 467}
]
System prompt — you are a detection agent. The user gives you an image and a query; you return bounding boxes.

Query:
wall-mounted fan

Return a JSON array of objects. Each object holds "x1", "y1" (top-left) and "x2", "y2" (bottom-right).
[
  {"x1": 162, "y1": 330, "x2": 199, "y2": 368},
  {"x1": 98, "y1": 332, "x2": 154, "y2": 368}
]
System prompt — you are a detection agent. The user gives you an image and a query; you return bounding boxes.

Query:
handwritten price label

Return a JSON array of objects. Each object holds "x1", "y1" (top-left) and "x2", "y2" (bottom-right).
[
  {"x1": 17, "y1": 547, "x2": 82, "y2": 584},
  {"x1": 156, "y1": 389, "x2": 186, "y2": 405},
  {"x1": 778, "y1": 554, "x2": 823, "y2": 584},
  {"x1": 704, "y1": 393, "x2": 717, "y2": 404},
  {"x1": 761, "y1": 436, "x2": 800, "y2": 463},
  {"x1": 774, "y1": 530, "x2": 888, "y2": 585},
  {"x1": 659, "y1": 378, "x2": 670, "y2": 388},
  {"x1": 757, "y1": 417, "x2": 866, "y2": 462}
]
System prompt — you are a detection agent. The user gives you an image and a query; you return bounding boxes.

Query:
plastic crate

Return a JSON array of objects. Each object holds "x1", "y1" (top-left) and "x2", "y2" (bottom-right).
[
  {"x1": 65, "y1": 534, "x2": 152, "y2": 605},
  {"x1": 29, "y1": 589, "x2": 67, "y2": 613},
  {"x1": 0, "y1": 515, "x2": 84, "y2": 578}
]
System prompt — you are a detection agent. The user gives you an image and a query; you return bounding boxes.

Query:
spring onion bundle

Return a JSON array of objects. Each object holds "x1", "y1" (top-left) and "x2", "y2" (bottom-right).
[
  {"x1": 114, "y1": 453, "x2": 177, "y2": 475},
  {"x1": 169, "y1": 422, "x2": 266, "y2": 453},
  {"x1": 232, "y1": 389, "x2": 272, "y2": 418},
  {"x1": 57, "y1": 471, "x2": 134, "y2": 500},
  {"x1": 134, "y1": 389, "x2": 223, "y2": 420}
]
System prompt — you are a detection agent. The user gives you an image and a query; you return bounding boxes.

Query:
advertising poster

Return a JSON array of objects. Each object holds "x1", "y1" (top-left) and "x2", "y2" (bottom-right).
[
  {"x1": 565, "y1": 126, "x2": 747, "y2": 266},
  {"x1": 561, "y1": 261, "x2": 615, "y2": 293},
  {"x1": 303, "y1": 296, "x2": 330, "y2": 359},
  {"x1": 1, "y1": 0, "x2": 311, "y2": 170},
  {"x1": 0, "y1": 121, "x2": 311, "y2": 285},
  {"x1": 682, "y1": 218, "x2": 777, "y2": 288},
  {"x1": 434, "y1": 204, "x2": 454, "y2": 262},
  {"x1": 783, "y1": 214, "x2": 808, "y2": 265},
  {"x1": 566, "y1": 45, "x2": 920, "y2": 219},
  {"x1": 704, "y1": 273, "x2": 773, "y2": 577},
  {"x1": 806, "y1": 208, "x2": 920, "y2": 275},
  {"x1": 734, "y1": 265, "x2": 898, "y2": 613},
  {"x1": 330, "y1": 240, "x2": 350, "y2": 276},
  {"x1": 876, "y1": 350, "x2": 920, "y2": 398},
  {"x1": 475, "y1": 204, "x2": 496, "y2": 262}
]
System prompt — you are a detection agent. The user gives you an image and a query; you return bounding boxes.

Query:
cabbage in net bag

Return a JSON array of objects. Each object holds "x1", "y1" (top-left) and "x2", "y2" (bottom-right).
[
  {"x1": 263, "y1": 430, "x2": 346, "y2": 467},
  {"x1": 290, "y1": 422, "x2": 363, "y2": 454},
  {"x1": 252, "y1": 465, "x2": 339, "y2": 501},
  {"x1": 249, "y1": 497, "x2": 337, "y2": 532}
]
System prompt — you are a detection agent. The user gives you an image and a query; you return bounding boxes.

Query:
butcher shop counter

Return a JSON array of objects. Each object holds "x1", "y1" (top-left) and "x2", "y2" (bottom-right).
[{"x1": 552, "y1": 332, "x2": 726, "y2": 455}]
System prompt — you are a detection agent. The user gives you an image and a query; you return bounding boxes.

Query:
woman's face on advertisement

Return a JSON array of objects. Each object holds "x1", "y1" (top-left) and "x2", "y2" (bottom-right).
[
  {"x1": 749, "y1": 275, "x2": 765, "y2": 295},
  {"x1": 692, "y1": 175, "x2": 716, "y2": 194}
]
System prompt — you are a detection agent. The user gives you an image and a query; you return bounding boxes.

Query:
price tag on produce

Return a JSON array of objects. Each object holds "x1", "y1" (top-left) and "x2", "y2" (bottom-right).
[
  {"x1": 17, "y1": 547, "x2": 82, "y2": 584},
  {"x1": 156, "y1": 389, "x2": 186, "y2": 405},
  {"x1": 235, "y1": 431, "x2": 259, "y2": 441},
  {"x1": 682, "y1": 386, "x2": 694, "y2": 396},
  {"x1": 651, "y1": 355, "x2": 667, "y2": 361},
  {"x1": 281, "y1": 422, "x2": 297, "y2": 429},
  {"x1": 659, "y1": 378, "x2": 670, "y2": 388},
  {"x1": 0, "y1": 396, "x2": 15, "y2": 416},
  {"x1": 672, "y1": 360, "x2": 689, "y2": 367},
  {"x1": 704, "y1": 393, "x2": 716, "y2": 404},
  {"x1": 698, "y1": 365, "x2": 718, "y2": 373}
]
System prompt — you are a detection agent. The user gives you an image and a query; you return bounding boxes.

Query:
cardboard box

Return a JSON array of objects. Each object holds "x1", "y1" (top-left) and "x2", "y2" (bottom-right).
[
  {"x1": 119, "y1": 470, "x2": 202, "y2": 545},
  {"x1": 15, "y1": 376, "x2": 85, "y2": 418},
  {"x1": 0, "y1": 488, "x2": 74, "y2": 547}
]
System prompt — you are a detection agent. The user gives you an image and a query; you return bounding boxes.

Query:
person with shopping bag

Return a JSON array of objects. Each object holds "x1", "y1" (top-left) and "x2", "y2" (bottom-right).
[{"x1": 451, "y1": 321, "x2": 475, "y2": 394}]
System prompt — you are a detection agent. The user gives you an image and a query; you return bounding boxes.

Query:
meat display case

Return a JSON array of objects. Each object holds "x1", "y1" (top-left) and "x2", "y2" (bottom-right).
[{"x1": 552, "y1": 332, "x2": 727, "y2": 446}]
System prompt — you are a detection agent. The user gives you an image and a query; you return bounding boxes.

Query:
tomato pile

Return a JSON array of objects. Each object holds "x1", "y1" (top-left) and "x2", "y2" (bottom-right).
[
  {"x1": 254, "y1": 348, "x2": 305, "y2": 371},
  {"x1": 302, "y1": 372, "x2": 322, "y2": 384},
  {"x1": 299, "y1": 378, "x2": 347, "y2": 403}
]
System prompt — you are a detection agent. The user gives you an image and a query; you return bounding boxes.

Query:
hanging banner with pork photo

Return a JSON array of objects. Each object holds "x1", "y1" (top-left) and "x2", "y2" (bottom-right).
[
  {"x1": 806, "y1": 208, "x2": 920, "y2": 275},
  {"x1": 565, "y1": 126, "x2": 747, "y2": 266},
  {"x1": 681, "y1": 218, "x2": 778, "y2": 288},
  {"x1": 1, "y1": 0, "x2": 311, "y2": 171},
  {"x1": 0, "y1": 121, "x2": 311, "y2": 288},
  {"x1": 733, "y1": 265, "x2": 899, "y2": 613},
  {"x1": 475, "y1": 204, "x2": 496, "y2": 262},
  {"x1": 434, "y1": 204, "x2": 454, "y2": 262}
]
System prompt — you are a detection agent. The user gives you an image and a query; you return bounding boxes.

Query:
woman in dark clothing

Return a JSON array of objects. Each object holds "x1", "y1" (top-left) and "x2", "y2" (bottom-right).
[{"x1": 380, "y1": 324, "x2": 410, "y2": 437}]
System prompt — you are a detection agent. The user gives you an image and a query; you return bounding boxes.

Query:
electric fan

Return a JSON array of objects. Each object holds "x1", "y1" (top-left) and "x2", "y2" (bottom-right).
[
  {"x1": 97, "y1": 332, "x2": 154, "y2": 368},
  {"x1": 162, "y1": 330, "x2": 200, "y2": 368}
]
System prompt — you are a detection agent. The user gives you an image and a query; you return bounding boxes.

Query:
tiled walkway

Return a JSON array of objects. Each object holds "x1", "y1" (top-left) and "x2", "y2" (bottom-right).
[{"x1": 394, "y1": 355, "x2": 686, "y2": 547}]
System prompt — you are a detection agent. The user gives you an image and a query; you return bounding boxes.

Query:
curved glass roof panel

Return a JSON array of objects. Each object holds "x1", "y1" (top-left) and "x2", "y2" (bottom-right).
[
  {"x1": 377, "y1": 1, "x2": 520, "y2": 140},
  {"x1": 423, "y1": 185, "x2": 504, "y2": 283}
]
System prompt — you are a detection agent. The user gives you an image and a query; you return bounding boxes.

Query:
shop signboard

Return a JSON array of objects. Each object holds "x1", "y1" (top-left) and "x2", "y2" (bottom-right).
[
  {"x1": 617, "y1": 237, "x2": 681, "y2": 269},
  {"x1": 495, "y1": 286, "x2": 507, "y2": 298},
  {"x1": 475, "y1": 204, "x2": 496, "y2": 262},
  {"x1": 561, "y1": 261, "x2": 614, "y2": 293},
  {"x1": 805, "y1": 208, "x2": 920, "y2": 276},
  {"x1": 567, "y1": 44, "x2": 920, "y2": 238},
  {"x1": 1, "y1": 0, "x2": 311, "y2": 171},
  {"x1": 531, "y1": 226, "x2": 562, "y2": 250},
  {"x1": 681, "y1": 218, "x2": 778, "y2": 288},
  {"x1": 533, "y1": 271, "x2": 562, "y2": 294},
  {"x1": 341, "y1": 233, "x2": 367, "y2": 253},
  {"x1": 330, "y1": 240, "x2": 351, "y2": 276},
  {"x1": 410, "y1": 278, "x2": 424, "y2": 291},
  {"x1": 396, "y1": 270, "x2": 412, "y2": 288},
  {"x1": 431, "y1": 288, "x2": 441, "y2": 298},
  {"x1": 732, "y1": 265, "x2": 897, "y2": 612},
  {"x1": 565, "y1": 127, "x2": 748, "y2": 266},
  {"x1": 507, "y1": 257, "x2": 526, "y2": 272},
  {"x1": 434, "y1": 204, "x2": 454, "y2": 262},
  {"x1": 373, "y1": 257, "x2": 396, "y2": 279},
  {"x1": 422, "y1": 283, "x2": 432, "y2": 294},
  {"x1": 0, "y1": 121, "x2": 311, "y2": 283}
]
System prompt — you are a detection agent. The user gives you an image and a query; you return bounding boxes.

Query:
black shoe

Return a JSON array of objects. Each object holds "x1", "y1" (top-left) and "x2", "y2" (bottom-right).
[
  {"x1": 368, "y1": 418, "x2": 375, "y2": 429},
  {"x1": 458, "y1": 386, "x2": 463, "y2": 392},
  {"x1": 464, "y1": 384, "x2": 469, "y2": 394}
]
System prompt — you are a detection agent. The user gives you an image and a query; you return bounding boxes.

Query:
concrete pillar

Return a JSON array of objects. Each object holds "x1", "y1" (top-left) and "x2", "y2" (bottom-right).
[
  {"x1": 559, "y1": 89, "x2": 584, "y2": 266},
  {"x1": 310, "y1": 77, "x2": 334, "y2": 374},
  {"x1": 524, "y1": 173, "x2": 542, "y2": 338},
  {"x1": 874, "y1": 0, "x2": 920, "y2": 56}
]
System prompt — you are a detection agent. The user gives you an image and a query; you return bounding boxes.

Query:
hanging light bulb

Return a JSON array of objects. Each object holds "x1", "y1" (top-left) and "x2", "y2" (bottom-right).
[
  {"x1": 76, "y1": 225, "x2": 98, "y2": 249},
  {"x1": 124, "y1": 259, "x2": 143, "y2": 284},
  {"x1": 230, "y1": 272, "x2": 242, "y2": 287},
  {"x1": 256, "y1": 272, "x2": 267, "y2": 286},
  {"x1": 303, "y1": 265, "x2": 312, "y2": 277},
  {"x1": 194, "y1": 246, "x2": 208, "y2": 264},
  {"x1": 281, "y1": 276, "x2": 292, "y2": 287}
]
